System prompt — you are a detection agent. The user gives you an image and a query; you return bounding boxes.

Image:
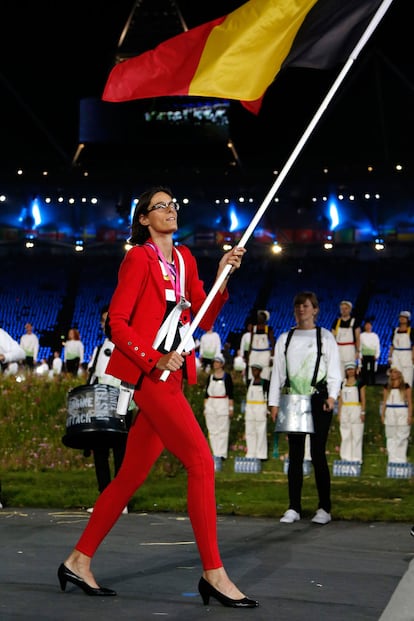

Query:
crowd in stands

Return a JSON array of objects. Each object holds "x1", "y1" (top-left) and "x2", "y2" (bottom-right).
[{"x1": 0, "y1": 253, "x2": 413, "y2": 378}]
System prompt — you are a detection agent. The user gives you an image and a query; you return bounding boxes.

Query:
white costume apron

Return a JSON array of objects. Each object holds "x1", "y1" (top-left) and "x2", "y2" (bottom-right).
[
  {"x1": 384, "y1": 387, "x2": 410, "y2": 463},
  {"x1": 245, "y1": 382, "x2": 268, "y2": 459},
  {"x1": 339, "y1": 381, "x2": 364, "y2": 463},
  {"x1": 334, "y1": 318, "x2": 357, "y2": 378},
  {"x1": 391, "y1": 329, "x2": 413, "y2": 387},
  {"x1": 249, "y1": 328, "x2": 272, "y2": 381},
  {"x1": 204, "y1": 376, "x2": 230, "y2": 459}
]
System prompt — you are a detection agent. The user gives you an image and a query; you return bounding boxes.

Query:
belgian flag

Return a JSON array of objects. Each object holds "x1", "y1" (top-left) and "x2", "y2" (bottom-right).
[{"x1": 102, "y1": 0, "x2": 385, "y2": 114}]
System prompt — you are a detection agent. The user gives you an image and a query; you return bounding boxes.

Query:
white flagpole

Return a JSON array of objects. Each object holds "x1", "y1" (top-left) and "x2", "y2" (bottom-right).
[{"x1": 161, "y1": 0, "x2": 395, "y2": 381}]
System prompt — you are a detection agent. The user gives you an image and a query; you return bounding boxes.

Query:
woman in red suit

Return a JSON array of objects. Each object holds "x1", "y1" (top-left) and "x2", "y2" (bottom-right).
[{"x1": 58, "y1": 186, "x2": 258, "y2": 609}]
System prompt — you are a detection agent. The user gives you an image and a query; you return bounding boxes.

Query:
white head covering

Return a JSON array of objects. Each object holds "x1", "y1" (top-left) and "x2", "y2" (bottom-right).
[
  {"x1": 344, "y1": 361, "x2": 357, "y2": 370},
  {"x1": 213, "y1": 354, "x2": 225, "y2": 364},
  {"x1": 258, "y1": 310, "x2": 270, "y2": 322}
]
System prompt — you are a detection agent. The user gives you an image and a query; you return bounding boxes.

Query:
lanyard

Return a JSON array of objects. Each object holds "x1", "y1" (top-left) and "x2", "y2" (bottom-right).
[
  {"x1": 147, "y1": 243, "x2": 191, "y2": 352},
  {"x1": 146, "y1": 242, "x2": 181, "y2": 302}
]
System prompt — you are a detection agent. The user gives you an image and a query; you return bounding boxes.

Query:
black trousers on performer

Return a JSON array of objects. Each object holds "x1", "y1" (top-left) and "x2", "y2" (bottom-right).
[
  {"x1": 91, "y1": 410, "x2": 132, "y2": 493},
  {"x1": 92, "y1": 443, "x2": 128, "y2": 492},
  {"x1": 65, "y1": 357, "x2": 80, "y2": 377},
  {"x1": 25, "y1": 356, "x2": 34, "y2": 369},
  {"x1": 361, "y1": 355, "x2": 376, "y2": 385},
  {"x1": 287, "y1": 392, "x2": 333, "y2": 515}
]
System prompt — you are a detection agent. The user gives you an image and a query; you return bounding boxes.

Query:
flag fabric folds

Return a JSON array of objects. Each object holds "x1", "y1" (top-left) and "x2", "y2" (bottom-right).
[
  {"x1": 102, "y1": 0, "x2": 384, "y2": 115},
  {"x1": 282, "y1": 0, "x2": 384, "y2": 69}
]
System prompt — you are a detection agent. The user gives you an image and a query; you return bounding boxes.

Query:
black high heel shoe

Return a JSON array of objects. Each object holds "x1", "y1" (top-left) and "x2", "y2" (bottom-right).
[
  {"x1": 198, "y1": 577, "x2": 259, "y2": 608},
  {"x1": 57, "y1": 563, "x2": 117, "y2": 596}
]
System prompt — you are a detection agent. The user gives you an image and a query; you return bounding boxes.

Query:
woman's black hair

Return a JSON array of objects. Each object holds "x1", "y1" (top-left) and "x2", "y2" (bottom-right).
[{"x1": 128, "y1": 186, "x2": 174, "y2": 245}]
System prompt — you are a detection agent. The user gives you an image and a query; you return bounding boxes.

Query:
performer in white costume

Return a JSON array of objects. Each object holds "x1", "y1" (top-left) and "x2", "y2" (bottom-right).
[
  {"x1": 331, "y1": 300, "x2": 360, "y2": 379},
  {"x1": 337, "y1": 361, "x2": 366, "y2": 463},
  {"x1": 247, "y1": 311, "x2": 274, "y2": 382},
  {"x1": 203, "y1": 354, "x2": 234, "y2": 459},
  {"x1": 388, "y1": 311, "x2": 414, "y2": 387},
  {"x1": 244, "y1": 363, "x2": 269, "y2": 460},
  {"x1": 381, "y1": 368, "x2": 412, "y2": 463},
  {"x1": 269, "y1": 291, "x2": 341, "y2": 526}
]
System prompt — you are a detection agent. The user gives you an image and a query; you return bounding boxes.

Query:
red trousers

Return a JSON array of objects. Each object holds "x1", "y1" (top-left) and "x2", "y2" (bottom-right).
[{"x1": 75, "y1": 370, "x2": 222, "y2": 570}]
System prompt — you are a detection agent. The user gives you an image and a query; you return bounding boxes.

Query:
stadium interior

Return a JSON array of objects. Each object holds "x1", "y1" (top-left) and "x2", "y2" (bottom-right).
[{"x1": 0, "y1": 0, "x2": 413, "y2": 372}]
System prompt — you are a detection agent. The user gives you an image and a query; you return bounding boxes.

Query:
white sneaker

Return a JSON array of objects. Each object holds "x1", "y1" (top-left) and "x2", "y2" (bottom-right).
[
  {"x1": 311, "y1": 508, "x2": 331, "y2": 524},
  {"x1": 0, "y1": 502, "x2": 3, "y2": 509},
  {"x1": 86, "y1": 507, "x2": 94, "y2": 513},
  {"x1": 280, "y1": 509, "x2": 301, "y2": 523}
]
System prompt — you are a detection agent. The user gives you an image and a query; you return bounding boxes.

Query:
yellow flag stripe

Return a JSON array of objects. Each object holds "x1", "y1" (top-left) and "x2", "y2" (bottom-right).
[{"x1": 189, "y1": 0, "x2": 318, "y2": 101}]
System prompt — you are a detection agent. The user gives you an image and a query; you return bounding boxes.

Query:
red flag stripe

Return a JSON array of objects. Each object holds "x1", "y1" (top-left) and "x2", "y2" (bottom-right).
[{"x1": 102, "y1": 17, "x2": 226, "y2": 102}]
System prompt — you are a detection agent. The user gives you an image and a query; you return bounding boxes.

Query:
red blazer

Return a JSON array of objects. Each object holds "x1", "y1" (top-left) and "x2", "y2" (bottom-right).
[{"x1": 106, "y1": 244, "x2": 228, "y2": 386}]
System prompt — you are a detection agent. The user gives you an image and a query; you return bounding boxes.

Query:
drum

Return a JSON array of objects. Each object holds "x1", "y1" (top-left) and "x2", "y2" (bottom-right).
[
  {"x1": 62, "y1": 384, "x2": 128, "y2": 449},
  {"x1": 274, "y1": 394, "x2": 315, "y2": 434}
]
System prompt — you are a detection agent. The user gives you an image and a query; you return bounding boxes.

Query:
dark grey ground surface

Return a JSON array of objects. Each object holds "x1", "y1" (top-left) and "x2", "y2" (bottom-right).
[{"x1": 0, "y1": 508, "x2": 413, "y2": 621}]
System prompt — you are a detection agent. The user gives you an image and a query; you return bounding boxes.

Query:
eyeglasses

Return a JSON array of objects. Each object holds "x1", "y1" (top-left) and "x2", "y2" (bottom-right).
[{"x1": 147, "y1": 201, "x2": 180, "y2": 213}]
